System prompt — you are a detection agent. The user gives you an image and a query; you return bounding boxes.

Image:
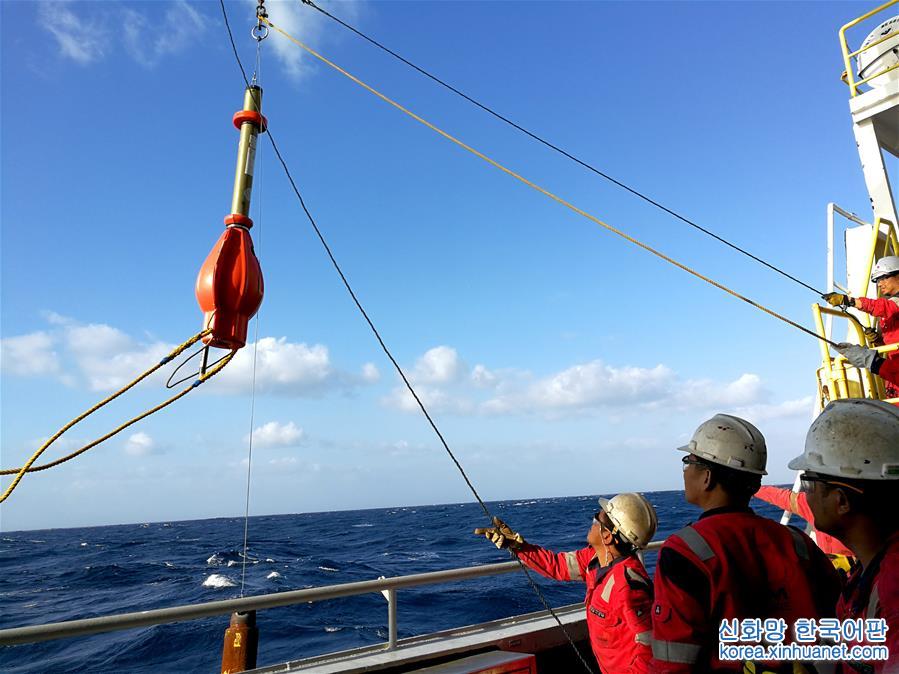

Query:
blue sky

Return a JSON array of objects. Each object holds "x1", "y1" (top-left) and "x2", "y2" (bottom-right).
[{"x1": 0, "y1": 0, "x2": 882, "y2": 530}]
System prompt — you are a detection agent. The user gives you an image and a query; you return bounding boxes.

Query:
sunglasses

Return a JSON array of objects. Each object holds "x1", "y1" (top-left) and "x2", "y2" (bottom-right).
[
  {"x1": 799, "y1": 473, "x2": 865, "y2": 494},
  {"x1": 874, "y1": 272, "x2": 898, "y2": 283},
  {"x1": 681, "y1": 455, "x2": 709, "y2": 472},
  {"x1": 593, "y1": 512, "x2": 615, "y2": 531}
]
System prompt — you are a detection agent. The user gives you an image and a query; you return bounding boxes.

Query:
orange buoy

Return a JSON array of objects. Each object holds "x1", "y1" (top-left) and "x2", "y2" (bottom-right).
[
  {"x1": 196, "y1": 86, "x2": 266, "y2": 350},
  {"x1": 196, "y1": 226, "x2": 263, "y2": 350},
  {"x1": 220, "y1": 610, "x2": 259, "y2": 674}
]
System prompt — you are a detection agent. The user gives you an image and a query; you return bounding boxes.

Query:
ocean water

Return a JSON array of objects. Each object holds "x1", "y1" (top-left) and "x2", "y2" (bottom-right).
[{"x1": 1, "y1": 491, "x2": 789, "y2": 673}]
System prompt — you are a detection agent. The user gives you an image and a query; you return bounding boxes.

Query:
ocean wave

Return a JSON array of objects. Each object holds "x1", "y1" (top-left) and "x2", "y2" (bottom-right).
[
  {"x1": 202, "y1": 574, "x2": 236, "y2": 589},
  {"x1": 207, "y1": 554, "x2": 223, "y2": 565},
  {"x1": 266, "y1": 572, "x2": 282, "y2": 580},
  {"x1": 352, "y1": 523, "x2": 374, "y2": 528},
  {"x1": 324, "y1": 626, "x2": 342, "y2": 633},
  {"x1": 318, "y1": 566, "x2": 339, "y2": 572}
]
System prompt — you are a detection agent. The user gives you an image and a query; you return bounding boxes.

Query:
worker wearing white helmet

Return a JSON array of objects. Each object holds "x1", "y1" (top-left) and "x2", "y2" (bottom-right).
[
  {"x1": 824, "y1": 255, "x2": 899, "y2": 398},
  {"x1": 651, "y1": 414, "x2": 840, "y2": 673},
  {"x1": 789, "y1": 399, "x2": 899, "y2": 674},
  {"x1": 475, "y1": 493, "x2": 657, "y2": 673}
]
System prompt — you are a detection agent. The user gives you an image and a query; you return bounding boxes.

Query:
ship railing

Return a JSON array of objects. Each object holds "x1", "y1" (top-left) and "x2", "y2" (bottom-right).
[
  {"x1": 839, "y1": 0, "x2": 899, "y2": 97},
  {"x1": 0, "y1": 540, "x2": 663, "y2": 650}
]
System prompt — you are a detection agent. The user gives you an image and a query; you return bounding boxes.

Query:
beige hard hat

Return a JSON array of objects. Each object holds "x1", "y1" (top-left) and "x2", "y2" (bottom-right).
[
  {"x1": 598, "y1": 492, "x2": 658, "y2": 549},
  {"x1": 788, "y1": 399, "x2": 899, "y2": 480},
  {"x1": 678, "y1": 413, "x2": 768, "y2": 475}
]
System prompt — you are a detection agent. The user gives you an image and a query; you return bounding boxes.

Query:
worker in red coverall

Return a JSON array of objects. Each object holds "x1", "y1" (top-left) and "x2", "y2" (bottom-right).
[
  {"x1": 824, "y1": 255, "x2": 899, "y2": 398},
  {"x1": 753, "y1": 485, "x2": 857, "y2": 579},
  {"x1": 475, "y1": 493, "x2": 657, "y2": 673},
  {"x1": 834, "y1": 342, "x2": 899, "y2": 392},
  {"x1": 789, "y1": 399, "x2": 899, "y2": 674},
  {"x1": 651, "y1": 414, "x2": 841, "y2": 673}
]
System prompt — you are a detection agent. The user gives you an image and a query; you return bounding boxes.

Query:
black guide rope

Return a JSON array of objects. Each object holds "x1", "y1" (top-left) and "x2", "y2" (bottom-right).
[
  {"x1": 218, "y1": 3, "x2": 596, "y2": 671},
  {"x1": 298, "y1": 0, "x2": 825, "y2": 297},
  {"x1": 165, "y1": 346, "x2": 231, "y2": 389}
]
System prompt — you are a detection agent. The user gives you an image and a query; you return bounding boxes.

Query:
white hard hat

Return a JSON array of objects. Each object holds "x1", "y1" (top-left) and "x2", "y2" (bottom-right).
[
  {"x1": 788, "y1": 399, "x2": 899, "y2": 480},
  {"x1": 599, "y1": 492, "x2": 658, "y2": 549},
  {"x1": 871, "y1": 256, "x2": 899, "y2": 283},
  {"x1": 678, "y1": 414, "x2": 768, "y2": 475}
]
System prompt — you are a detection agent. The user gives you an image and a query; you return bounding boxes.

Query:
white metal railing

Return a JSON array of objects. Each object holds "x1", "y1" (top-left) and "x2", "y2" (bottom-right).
[{"x1": 0, "y1": 540, "x2": 663, "y2": 650}]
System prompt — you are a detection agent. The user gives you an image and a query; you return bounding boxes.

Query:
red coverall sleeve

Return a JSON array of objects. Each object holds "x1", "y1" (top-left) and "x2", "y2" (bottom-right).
[
  {"x1": 514, "y1": 544, "x2": 593, "y2": 582},
  {"x1": 651, "y1": 546, "x2": 710, "y2": 673},
  {"x1": 875, "y1": 355, "x2": 899, "y2": 387},
  {"x1": 856, "y1": 297, "x2": 899, "y2": 322},
  {"x1": 876, "y1": 569, "x2": 899, "y2": 673},
  {"x1": 754, "y1": 486, "x2": 818, "y2": 525},
  {"x1": 621, "y1": 580, "x2": 654, "y2": 649}
]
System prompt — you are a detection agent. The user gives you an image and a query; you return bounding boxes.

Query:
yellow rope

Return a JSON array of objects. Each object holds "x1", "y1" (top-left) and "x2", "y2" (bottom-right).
[
  {"x1": 263, "y1": 17, "x2": 827, "y2": 345},
  {"x1": 0, "y1": 332, "x2": 232, "y2": 503}
]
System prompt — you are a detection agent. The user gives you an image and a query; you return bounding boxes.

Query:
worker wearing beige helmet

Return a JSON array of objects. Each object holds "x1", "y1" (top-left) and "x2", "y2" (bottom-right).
[
  {"x1": 788, "y1": 399, "x2": 899, "y2": 674},
  {"x1": 651, "y1": 414, "x2": 841, "y2": 673},
  {"x1": 475, "y1": 493, "x2": 657, "y2": 673}
]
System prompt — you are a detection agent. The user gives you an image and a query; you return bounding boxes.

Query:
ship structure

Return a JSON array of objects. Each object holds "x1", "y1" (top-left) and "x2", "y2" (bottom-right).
[{"x1": 1, "y1": 2, "x2": 898, "y2": 673}]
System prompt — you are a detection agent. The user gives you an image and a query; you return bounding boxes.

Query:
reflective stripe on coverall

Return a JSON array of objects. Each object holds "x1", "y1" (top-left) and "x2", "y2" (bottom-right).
[
  {"x1": 836, "y1": 531, "x2": 899, "y2": 674},
  {"x1": 516, "y1": 543, "x2": 653, "y2": 673},
  {"x1": 651, "y1": 507, "x2": 841, "y2": 673}
]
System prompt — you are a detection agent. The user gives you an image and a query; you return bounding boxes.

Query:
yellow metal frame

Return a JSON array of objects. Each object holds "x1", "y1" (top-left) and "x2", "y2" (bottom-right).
[
  {"x1": 814, "y1": 216, "x2": 899, "y2": 404},
  {"x1": 814, "y1": 304, "x2": 899, "y2": 404},
  {"x1": 839, "y1": 0, "x2": 899, "y2": 97}
]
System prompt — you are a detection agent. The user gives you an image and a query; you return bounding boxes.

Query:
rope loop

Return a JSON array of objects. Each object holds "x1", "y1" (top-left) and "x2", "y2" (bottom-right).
[{"x1": 0, "y1": 331, "x2": 231, "y2": 503}]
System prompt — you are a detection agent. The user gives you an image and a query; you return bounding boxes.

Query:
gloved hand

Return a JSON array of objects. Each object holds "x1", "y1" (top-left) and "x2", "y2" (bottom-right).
[
  {"x1": 835, "y1": 342, "x2": 877, "y2": 370},
  {"x1": 822, "y1": 293, "x2": 853, "y2": 308},
  {"x1": 474, "y1": 517, "x2": 525, "y2": 551},
  {"x1": 863, "y1": 327, "x2": 881, "y2": 346}
]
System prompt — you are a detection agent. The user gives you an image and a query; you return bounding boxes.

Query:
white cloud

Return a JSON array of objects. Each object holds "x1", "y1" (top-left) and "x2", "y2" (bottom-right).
[
  {"x1": 361, "y1": 362, "x2": 380, "y2": 383},
  {"x1": 248, "y1": 421, "x2": 304, "y2": 449},
  {"x1": 63, "y1": 323, "x2": 171, "y2": 392},
  {"x1": 383, "y1": 383, "x2": 475, "y2": 415},
  {"x1": 471, "y1": 364, "x2": 498, "y2": 389},
  {"x1": 122, "y1": 1, "x2": 207, "y2": 69},
  {"x1": 480, "y1": 360, "x2": 675, "y2": 416},
  {"x1": 382, "y1": 347, "x2": 787, "y2": 421},
  {"x1": 1, "y1": 332, "x2": 60, "y2": 376},
  {"x1": 124, "y1": 432, "x2": 155, "y2": 457},
  {"x1": 259, "y1": 0, "x2": 363, "y2": 82},
  {"x1": 731, "y1": 396, "x2": 815, "y2": 423},
  {"x1": 39, "y1": 1, "x2": 109, "y2": 65},
  {"x1": 414, "y1": 346, "x2": 462, "y2": 384},
  {"x1": 5, "y1": 316, "x2": 378, "y2": 398},
  {"x1": 214, "y1": 337, "x2": 335, "y2": 395}
]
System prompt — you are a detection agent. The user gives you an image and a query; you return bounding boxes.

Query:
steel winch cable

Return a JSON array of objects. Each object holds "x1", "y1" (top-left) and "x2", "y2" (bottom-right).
[
  {"x1": 258, "y1": 16, "x2": 839, "y2": 352},
  {"x1": 298, "y1": 0, "x2": 825, "y2": 297},
  {"x1": 240, "y1": 18, "x2": 267, "y2": 597},
  {"x1": 219, "y1": 4, "x2": 597, "y2": 672}
]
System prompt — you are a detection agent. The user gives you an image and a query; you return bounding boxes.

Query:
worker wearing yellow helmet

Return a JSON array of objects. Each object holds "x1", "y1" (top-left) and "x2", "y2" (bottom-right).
[{"x1": 475, "y1": 493, "x2": 657, "y2": 673}]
